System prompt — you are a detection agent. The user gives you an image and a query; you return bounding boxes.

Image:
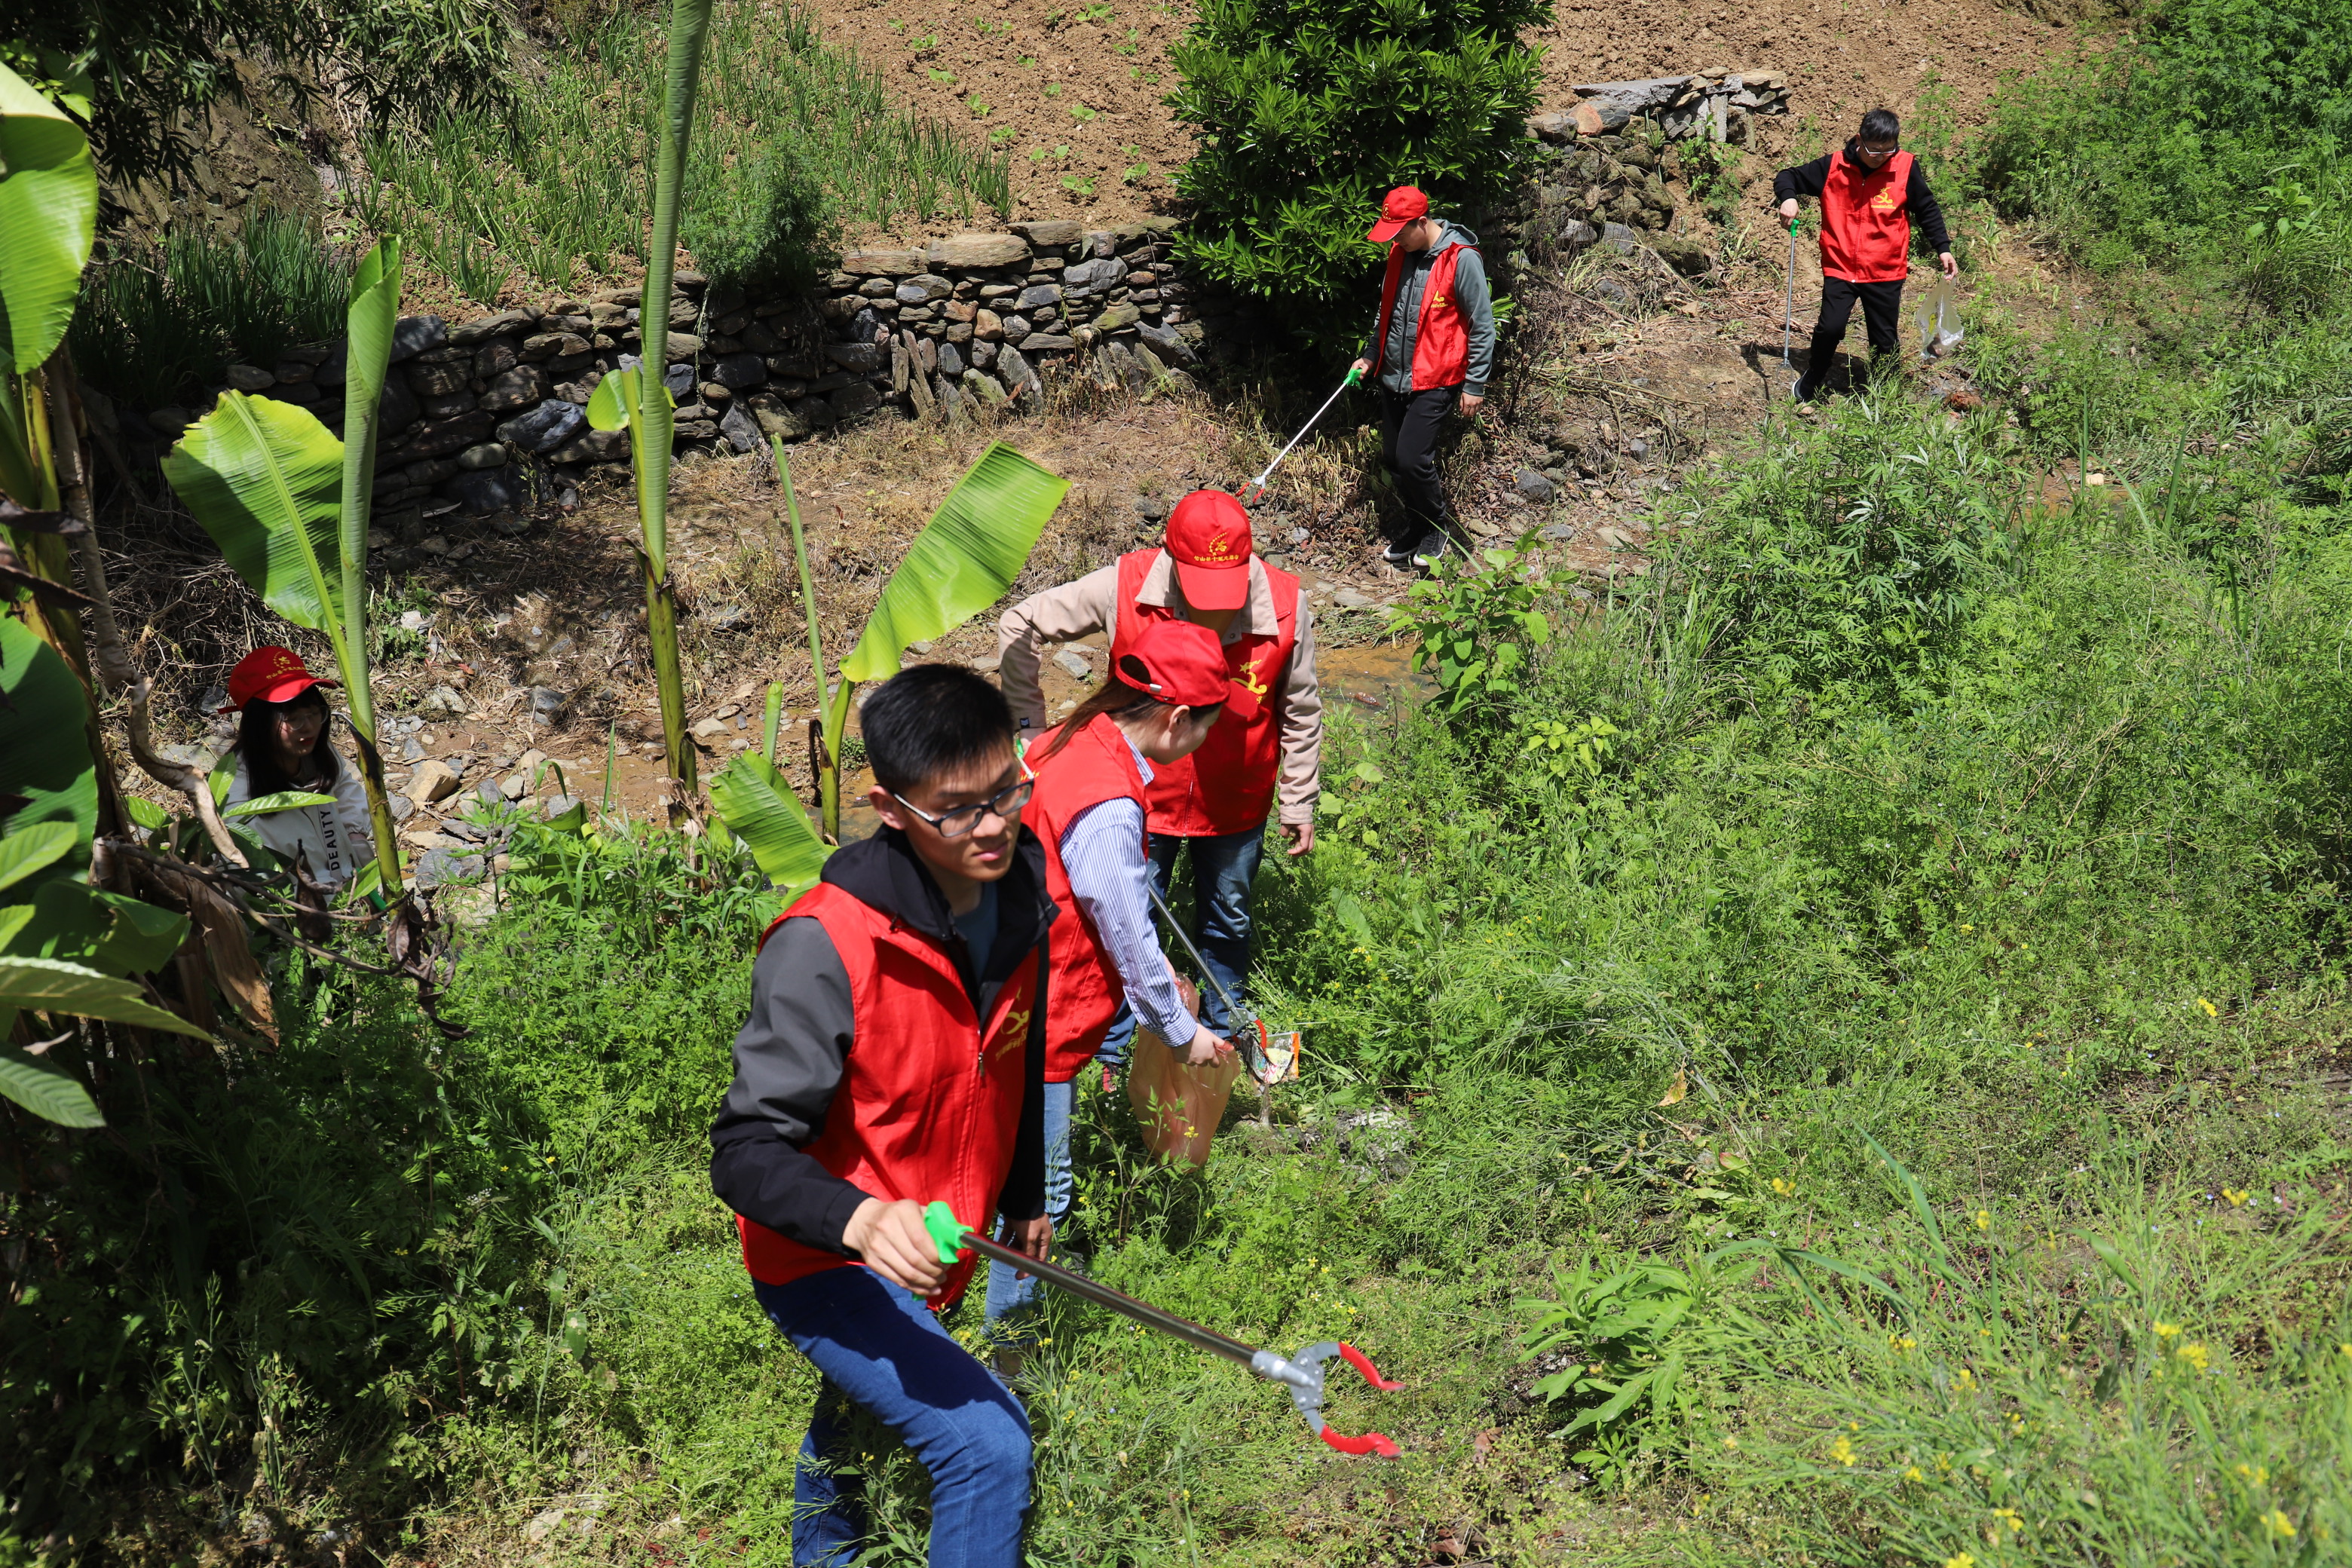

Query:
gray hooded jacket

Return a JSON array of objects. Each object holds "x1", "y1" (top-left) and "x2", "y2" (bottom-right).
[{"x1": 1361, "y1": 220, "x2": 1495, "y2": 397}]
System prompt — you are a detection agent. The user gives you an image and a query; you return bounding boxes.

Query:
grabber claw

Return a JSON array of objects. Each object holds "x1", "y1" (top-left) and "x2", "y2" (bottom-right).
[
  {"x1": 1242, "y1": 365, "x2": 1365, "y2": 507},
  {"x1": 1251, "y1": 1340, "x2": 1406, "y2": 1457},
  {"x1": 921, "y1": 1203, "x2": 1406, "y2": 1458}
]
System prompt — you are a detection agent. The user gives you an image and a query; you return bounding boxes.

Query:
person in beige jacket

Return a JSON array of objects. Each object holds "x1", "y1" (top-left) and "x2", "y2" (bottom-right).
[{"x1": 997, "y1": 489, "x2": 1321, "y2": 1067}]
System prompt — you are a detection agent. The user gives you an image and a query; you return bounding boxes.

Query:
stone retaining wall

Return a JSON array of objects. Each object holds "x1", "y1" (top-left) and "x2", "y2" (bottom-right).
[{"x1": 113, "y1": 219, "x2": 1207, "y2": 539}]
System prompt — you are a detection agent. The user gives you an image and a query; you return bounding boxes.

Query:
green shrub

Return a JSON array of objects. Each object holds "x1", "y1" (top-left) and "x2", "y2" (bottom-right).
[{"x1": 1167, "y1": 0, "x2": 1550, "y2": 339}]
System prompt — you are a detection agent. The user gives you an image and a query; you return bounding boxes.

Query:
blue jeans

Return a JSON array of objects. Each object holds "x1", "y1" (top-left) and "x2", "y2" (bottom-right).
[
  {"x1": 753, "y1": 1268, "x2": 1031, "y2": 1567},
  {"x1": 1098, "y1": 828, "x2": 1266, "y2": 1067},
  {"x1": 982, "y1": 1078, "x2": 1072, "y2": 1328}
]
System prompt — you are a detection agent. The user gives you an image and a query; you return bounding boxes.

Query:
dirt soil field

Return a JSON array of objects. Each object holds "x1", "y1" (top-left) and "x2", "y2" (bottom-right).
[{"x1": 818, "y1": 0, "x2": 2094, "y2": 238}]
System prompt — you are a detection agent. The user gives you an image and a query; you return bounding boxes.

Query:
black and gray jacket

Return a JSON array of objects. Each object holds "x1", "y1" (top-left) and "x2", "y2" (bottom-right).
[
  {"x1": 1360, "y1": 219, "x2": 1497, "y2": 397},
  {"x1": 708, "y1": 827, "x2": 1056, "y2": 1254}
]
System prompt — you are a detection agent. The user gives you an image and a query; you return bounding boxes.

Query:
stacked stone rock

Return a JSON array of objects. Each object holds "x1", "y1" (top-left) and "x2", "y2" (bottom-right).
[
  {"x1": 1530, "y1": 68, "x2": 1790, "y2": 145},
  {"x1": 825, "y1": 219, "x2": 1203, "y2": 430},
  {"x1": 120, "y1": 222, "x2": 1204, "y2": 529}
]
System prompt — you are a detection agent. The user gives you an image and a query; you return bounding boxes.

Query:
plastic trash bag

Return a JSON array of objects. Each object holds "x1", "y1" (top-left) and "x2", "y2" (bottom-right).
[
  {"x1": 1127, "y1": 1027, "x2": 1242, "y2": 1168},
  {"x1": 1915, "y1": 274, "x2": 1964, "y2": 360}
]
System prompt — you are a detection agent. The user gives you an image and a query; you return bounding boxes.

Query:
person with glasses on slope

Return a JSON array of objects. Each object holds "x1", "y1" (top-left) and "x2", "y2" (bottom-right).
[
  {"x1": 711, "y1": 663, "x2": 1055, "y2": 1568},
  {"x1": 981, "y1": 619, "x2": 1245, "y2": 1355},
  {"x1": 1773, "y1": 106, "x2": 1958, "y2": 405}
]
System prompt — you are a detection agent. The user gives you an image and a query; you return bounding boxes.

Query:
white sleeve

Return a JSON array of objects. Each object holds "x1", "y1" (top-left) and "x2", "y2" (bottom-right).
[{"x1": 1059, "y1": 798, "x2": 1199, "y2": 1048}]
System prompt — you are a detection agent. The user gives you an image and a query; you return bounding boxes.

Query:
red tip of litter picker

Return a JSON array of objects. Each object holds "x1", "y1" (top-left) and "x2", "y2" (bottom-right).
[
  {"x1": 1339, "y1": 1343, "x2": 1405, "y2": 1391},
  {"x1": 1318, "y1": 1426, "x2": 1401, "y2": 1459}
]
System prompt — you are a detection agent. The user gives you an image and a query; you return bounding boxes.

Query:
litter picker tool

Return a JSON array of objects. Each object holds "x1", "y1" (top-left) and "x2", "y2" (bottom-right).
[
  {"x1": 1781, "y1": 217, "x2": 1800, "y2": 370},
  {"x1": 1144, "y1": 876, "x2": 1299, "y2": 1086},
  {"x1": 1241, "y1": 366, "x2": 1362, "y2": 507},
  {"x1": 921, "y1": 1202, "x2": 1404, "y2": 1456}
]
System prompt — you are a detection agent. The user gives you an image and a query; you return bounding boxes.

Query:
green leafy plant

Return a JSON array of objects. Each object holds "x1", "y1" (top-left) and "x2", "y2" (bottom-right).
[
  {"x1": 1122, "y1": 160, "x2": 1149, "y2": 185},
  {"x1": 1521, "y1": 714, "x2": 1616, "y2": 782},
  {"x1": 1062, "y1": 173, "x2": 1097, "y2": 196},
  {"x1": 969, "y1": 96, "x2": 992, "y2": 116},
  {"x1": 1169, "y1": 0, "x2": 1549, "y2": 339},
  {"x1": 1067, "y1": 103, "x2": 1096, "y2": 123},
  {"x1": 1388, "y1": 531, "x2": 1563, "y2": 718}
]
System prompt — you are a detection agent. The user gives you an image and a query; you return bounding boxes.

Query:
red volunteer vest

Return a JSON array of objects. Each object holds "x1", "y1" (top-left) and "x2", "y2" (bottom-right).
[
  {"x1": 1109, "y1": 548, "x2": 1300, "y2": 837},
  {"x1": 1819, "y1": 149, "x2": 1915, "y2": 284},
  {"x1": 736, "y1": 881, "x2": 1040, "y2": 1306},
  {"x1": 1024, "y1": 714, "x2": 1148, "y2": 1082},
  {"x1": 1370, "y1": 240, "x2": 1476, "y2": 390}
]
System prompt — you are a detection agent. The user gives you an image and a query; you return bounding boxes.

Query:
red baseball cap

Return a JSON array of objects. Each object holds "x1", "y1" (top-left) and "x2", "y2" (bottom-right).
[
  {"x1": 1115, "y1": 619, "x2": 1259, "y2": 721},
  {"x1": 1367, "y1": 185, "x2": 1430, "y2": 243},
  {"x1": 222, "y1": 645, "x2": 338, "y2": 712},
  {"x1": 1164, "y1": 488, "x2": 1253, "y2": 611}
]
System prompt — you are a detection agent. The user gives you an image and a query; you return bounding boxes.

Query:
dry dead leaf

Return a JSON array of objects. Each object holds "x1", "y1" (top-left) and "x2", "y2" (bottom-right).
[{"x1": 1657, "y1": 1066, "x2": 1689, "y2": 1107}]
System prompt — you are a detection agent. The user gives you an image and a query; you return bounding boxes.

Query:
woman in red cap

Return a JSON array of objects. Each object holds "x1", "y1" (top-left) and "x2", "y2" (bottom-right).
[
  {"x1": 996, "y1": 485, "x2": 1321, "y2": 1086},
  {"x1": 982, "y1": 618, "x2": 1245, "y2": 1342},
  {"x1": 219, "y1": 645, "x2": 375, "y2": 887},
  {"x1": 1352, "y1": 184, "x2": 1494, "y2": 568}
]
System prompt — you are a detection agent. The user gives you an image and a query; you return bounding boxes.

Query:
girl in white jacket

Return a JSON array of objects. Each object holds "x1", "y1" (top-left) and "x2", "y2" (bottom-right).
[{"x1": 218, "y1": 645, "x2": 375, "y2": 887}]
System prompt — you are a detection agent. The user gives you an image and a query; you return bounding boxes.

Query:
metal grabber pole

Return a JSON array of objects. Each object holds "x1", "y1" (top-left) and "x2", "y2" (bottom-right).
[
  {"x1": 920, "y1": 1203, "x2": 1406, "y2": 1455},
  {"x1": 1242, "y1": 366, "x2": 1363, "y2": 507},
  {"x1": 1781, "y1": 218, "x2": 1800, "y2": 371}
]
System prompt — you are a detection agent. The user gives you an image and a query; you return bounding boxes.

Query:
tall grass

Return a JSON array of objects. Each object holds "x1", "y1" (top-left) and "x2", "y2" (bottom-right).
[
  {"x1": 352, "y1": 0, "x2": 1012, "y2": 301},
  {"x1": 69, "y1": 210, "x2": 354, "y2": 409}
]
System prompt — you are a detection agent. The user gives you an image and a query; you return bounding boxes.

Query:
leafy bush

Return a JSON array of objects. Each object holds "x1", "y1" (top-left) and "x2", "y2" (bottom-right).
[{"x1": 1168, "y1": 0, "x2": 1549, "y2": 338}]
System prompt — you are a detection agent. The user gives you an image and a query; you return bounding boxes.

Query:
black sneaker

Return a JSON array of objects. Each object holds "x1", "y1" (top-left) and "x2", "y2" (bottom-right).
[
  {"x1": 1380, "y1": 537, "x2": 1415, "y2": 565},
  {"x1": 1791, "y1": 375, "x2": 1821, "y2": 403},
  {"x1": 1408, "y1": 530, "x2": 1453, "y2": 570}
]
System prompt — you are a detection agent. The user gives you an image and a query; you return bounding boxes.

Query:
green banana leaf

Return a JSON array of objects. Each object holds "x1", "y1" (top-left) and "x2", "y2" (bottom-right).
[
  {"x1": 0, "y1": 1048, "x2": 101, "y2": 1128},
  {"x1": 0, "y1": 954, "x2": 213, "y2": 1037},
  {"x1": 708, "y1": 752, "x2": 832, "y2": 899},
  {"x1": 0, "y1": 880, "x2": 188, "y2": 977},
  {"x1": 0, "y1": 614, "x2": 96, "y2": 848},
  {"x1": 839, "y1": 443, "x2": 1071, "y2": 682},
  {"x1": 0, "y1": 60, "x2": 99, "y2": 375},
  {"x1": 222, "y1": 791, "x2": 339, "y2": 819},
  {"x1": 164, "y1": 394, "x2": 347, "y2": 639},
  {"x1": 0, "y1": 821, "x2": 74, "y2": 892},
  {"x1": 587, "y1": 360, "x2": 673, "y2": 447}
]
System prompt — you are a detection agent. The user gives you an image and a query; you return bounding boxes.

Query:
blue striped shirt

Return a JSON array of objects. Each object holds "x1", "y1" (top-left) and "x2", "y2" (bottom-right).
[{"x1": 1058, "y1": 741, "x2": 1198, "y2": 1049}]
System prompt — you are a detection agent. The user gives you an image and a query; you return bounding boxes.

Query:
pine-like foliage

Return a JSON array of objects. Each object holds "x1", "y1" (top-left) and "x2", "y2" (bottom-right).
[{"x1": 1168, "y1": 0, "x2": 1551, "y2": 331}]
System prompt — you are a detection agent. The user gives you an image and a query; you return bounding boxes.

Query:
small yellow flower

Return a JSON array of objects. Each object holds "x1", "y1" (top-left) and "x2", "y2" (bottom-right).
[
  {"x1": 1974, "y1": 1210, "x2": 1992, "y2": 1231},
  {"x1": 1830, "y1": 1435, "x2": 1857, "y2": 1466},
  {"x1": 2263, "y1": 1509, "x2": 2297, "y2": 1539},
  {"x1": 2222, "y1": 1187, "x2": 2251, "y2": 1206},
  {"x1": 1772, "y1": 1177, "x2": 1796, "y2": 1196},
  {"x1": 1960, "y1": 923, "x2": 1974, "y2": 933},
  {"x1": 2177, "y1": 1341, "x2": 2212, "y2": 1372},
  {"x1": 1943, "y1": 1554, "x2": 1976, "y2": 1568},
  {"x1": 2197, "y1": 997, "x2": 2219, "y2": 1017},
  {"x1": 1936, "y1": 1453, "x2": 1955, "y2": 1473},
  {"x1": 1723, "y1": 1435, "x2": 1740, "y2": 1450},
  {"x1": 1891, "y1": 1334, "x2": 1917, "y2": 1351},
  {"x1": 2235, "y1": 1462, "x2": 2269, "y2": 1487},
  {"x1": 1954, "y1": 1367, "x2": 1977, "y2": 1391},
  {"x1": 1991, "y1": 1507, "x2": 2023, "y2": 1534},
  {"x1": 1903, "y1": 1465, "x2": 1925, "y2": 1481},
  {"x1": 2153, "y1": 1320, "x2": 2181, "y2": 1340}
]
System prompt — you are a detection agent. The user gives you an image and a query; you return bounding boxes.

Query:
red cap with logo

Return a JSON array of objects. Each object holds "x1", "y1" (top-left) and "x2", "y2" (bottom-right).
[
  {"x1": 1114, "y1": 619, "x2": 1259, "y2": 721},
  {"x1": 1367, "y1": 185, "x2": 1430, "y2": 243},
  {"x1": 222, "y1": 645, "x2": 339, "y2": 712},
  {"x1": 1163, "y1": 488, "x2": 1253, "y2": 612}
]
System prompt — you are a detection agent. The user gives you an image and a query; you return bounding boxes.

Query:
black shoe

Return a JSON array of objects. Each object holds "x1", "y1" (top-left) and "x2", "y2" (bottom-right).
[
  {"x1": 1791, "y1": 375, "x2": 1822, "y2": 403},
  {"x1": 1408, "y1": 530, "x2": 1453, "y2": 570},
  {"x1": 1380, "y1": 537, "x2": 1415, "y2": 565}
]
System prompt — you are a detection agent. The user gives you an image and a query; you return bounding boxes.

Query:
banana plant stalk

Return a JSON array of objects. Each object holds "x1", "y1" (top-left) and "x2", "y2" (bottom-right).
[
  {"x1": 632, "y1": 0, "x2": 718, "y2": 797},
  {"x1": 773, "y1": 437, "x2": 838, "y2": 838},
  {"x1": 336, "y1": 241, "x2": 409, "y2": 893}
]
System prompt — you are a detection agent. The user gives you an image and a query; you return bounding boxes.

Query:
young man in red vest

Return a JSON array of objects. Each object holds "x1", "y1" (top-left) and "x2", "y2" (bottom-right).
[
  {"x1": 1350, "y1": 184, "x2": 1495, "y2": 570},
  {"x1": 710, "y1": 663, "x2": 1055, "y2": 1568},
  {"x1": 997, "y1": 489, "x2": 1321, "y2": 1070},
  {"x1": 1774, "y1": 108, "x2": 1957, "y2": 404}
]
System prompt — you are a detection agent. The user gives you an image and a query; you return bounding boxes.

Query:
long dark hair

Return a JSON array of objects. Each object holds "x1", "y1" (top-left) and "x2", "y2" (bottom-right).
[
  {"x1": 1031, "y1": 655, "x2": 1222, "y2": 767},
  {"x1": 238, "y1": 688, "x2": 341, "y2": 797}
]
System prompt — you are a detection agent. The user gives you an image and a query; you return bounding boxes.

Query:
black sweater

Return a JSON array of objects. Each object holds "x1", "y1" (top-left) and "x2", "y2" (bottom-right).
[
  {"x1": 709, "y1": 827, "x2": 1055, "y2": 1254},
  {"x1": 1772, "y1": 145, "x2": 1952, "y2": 257}
]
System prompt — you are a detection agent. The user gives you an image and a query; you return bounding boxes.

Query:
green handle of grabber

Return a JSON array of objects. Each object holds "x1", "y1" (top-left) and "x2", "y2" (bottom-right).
[
  {"x1": 923, "y1": 1201, "x2": 971, "y2": 1266},
  {"x1": 1343, "y1": 364, "x2": 1363, "y2": 387}
]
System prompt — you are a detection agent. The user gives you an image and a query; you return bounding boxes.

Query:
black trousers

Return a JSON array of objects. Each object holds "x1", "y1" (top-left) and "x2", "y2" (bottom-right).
[
  {"x1": 1807, "y1": 277, "x2": 1904, "y2": 384},
  {"x1": 1377, "y1": 384, "x2": 1457, "y2": 543}
]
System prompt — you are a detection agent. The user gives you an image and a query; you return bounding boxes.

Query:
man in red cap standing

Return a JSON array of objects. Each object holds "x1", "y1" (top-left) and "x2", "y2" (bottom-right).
[
  {"x1": 997, "y1": 488, "x2": 1321, "y2": 1064},
  {"x1": 1351, "y1": 185, "x2": 1495, "y2": 569}
]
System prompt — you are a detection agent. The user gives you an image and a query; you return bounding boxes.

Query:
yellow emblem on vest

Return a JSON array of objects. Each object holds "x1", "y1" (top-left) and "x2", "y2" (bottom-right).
[
  {"x1": 993, "y1": 1003, "x2": 1031, "y2": 1058},
  {"x1": 1870, "y1": 186, "x2": 1898, "y2": 210},
  {"x1": 1233, "y1": 656, "x2": 1270, "y2": 700},
  {"x1": 1429, "y1": 292, "x2": 1453, "y2": 313}
]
